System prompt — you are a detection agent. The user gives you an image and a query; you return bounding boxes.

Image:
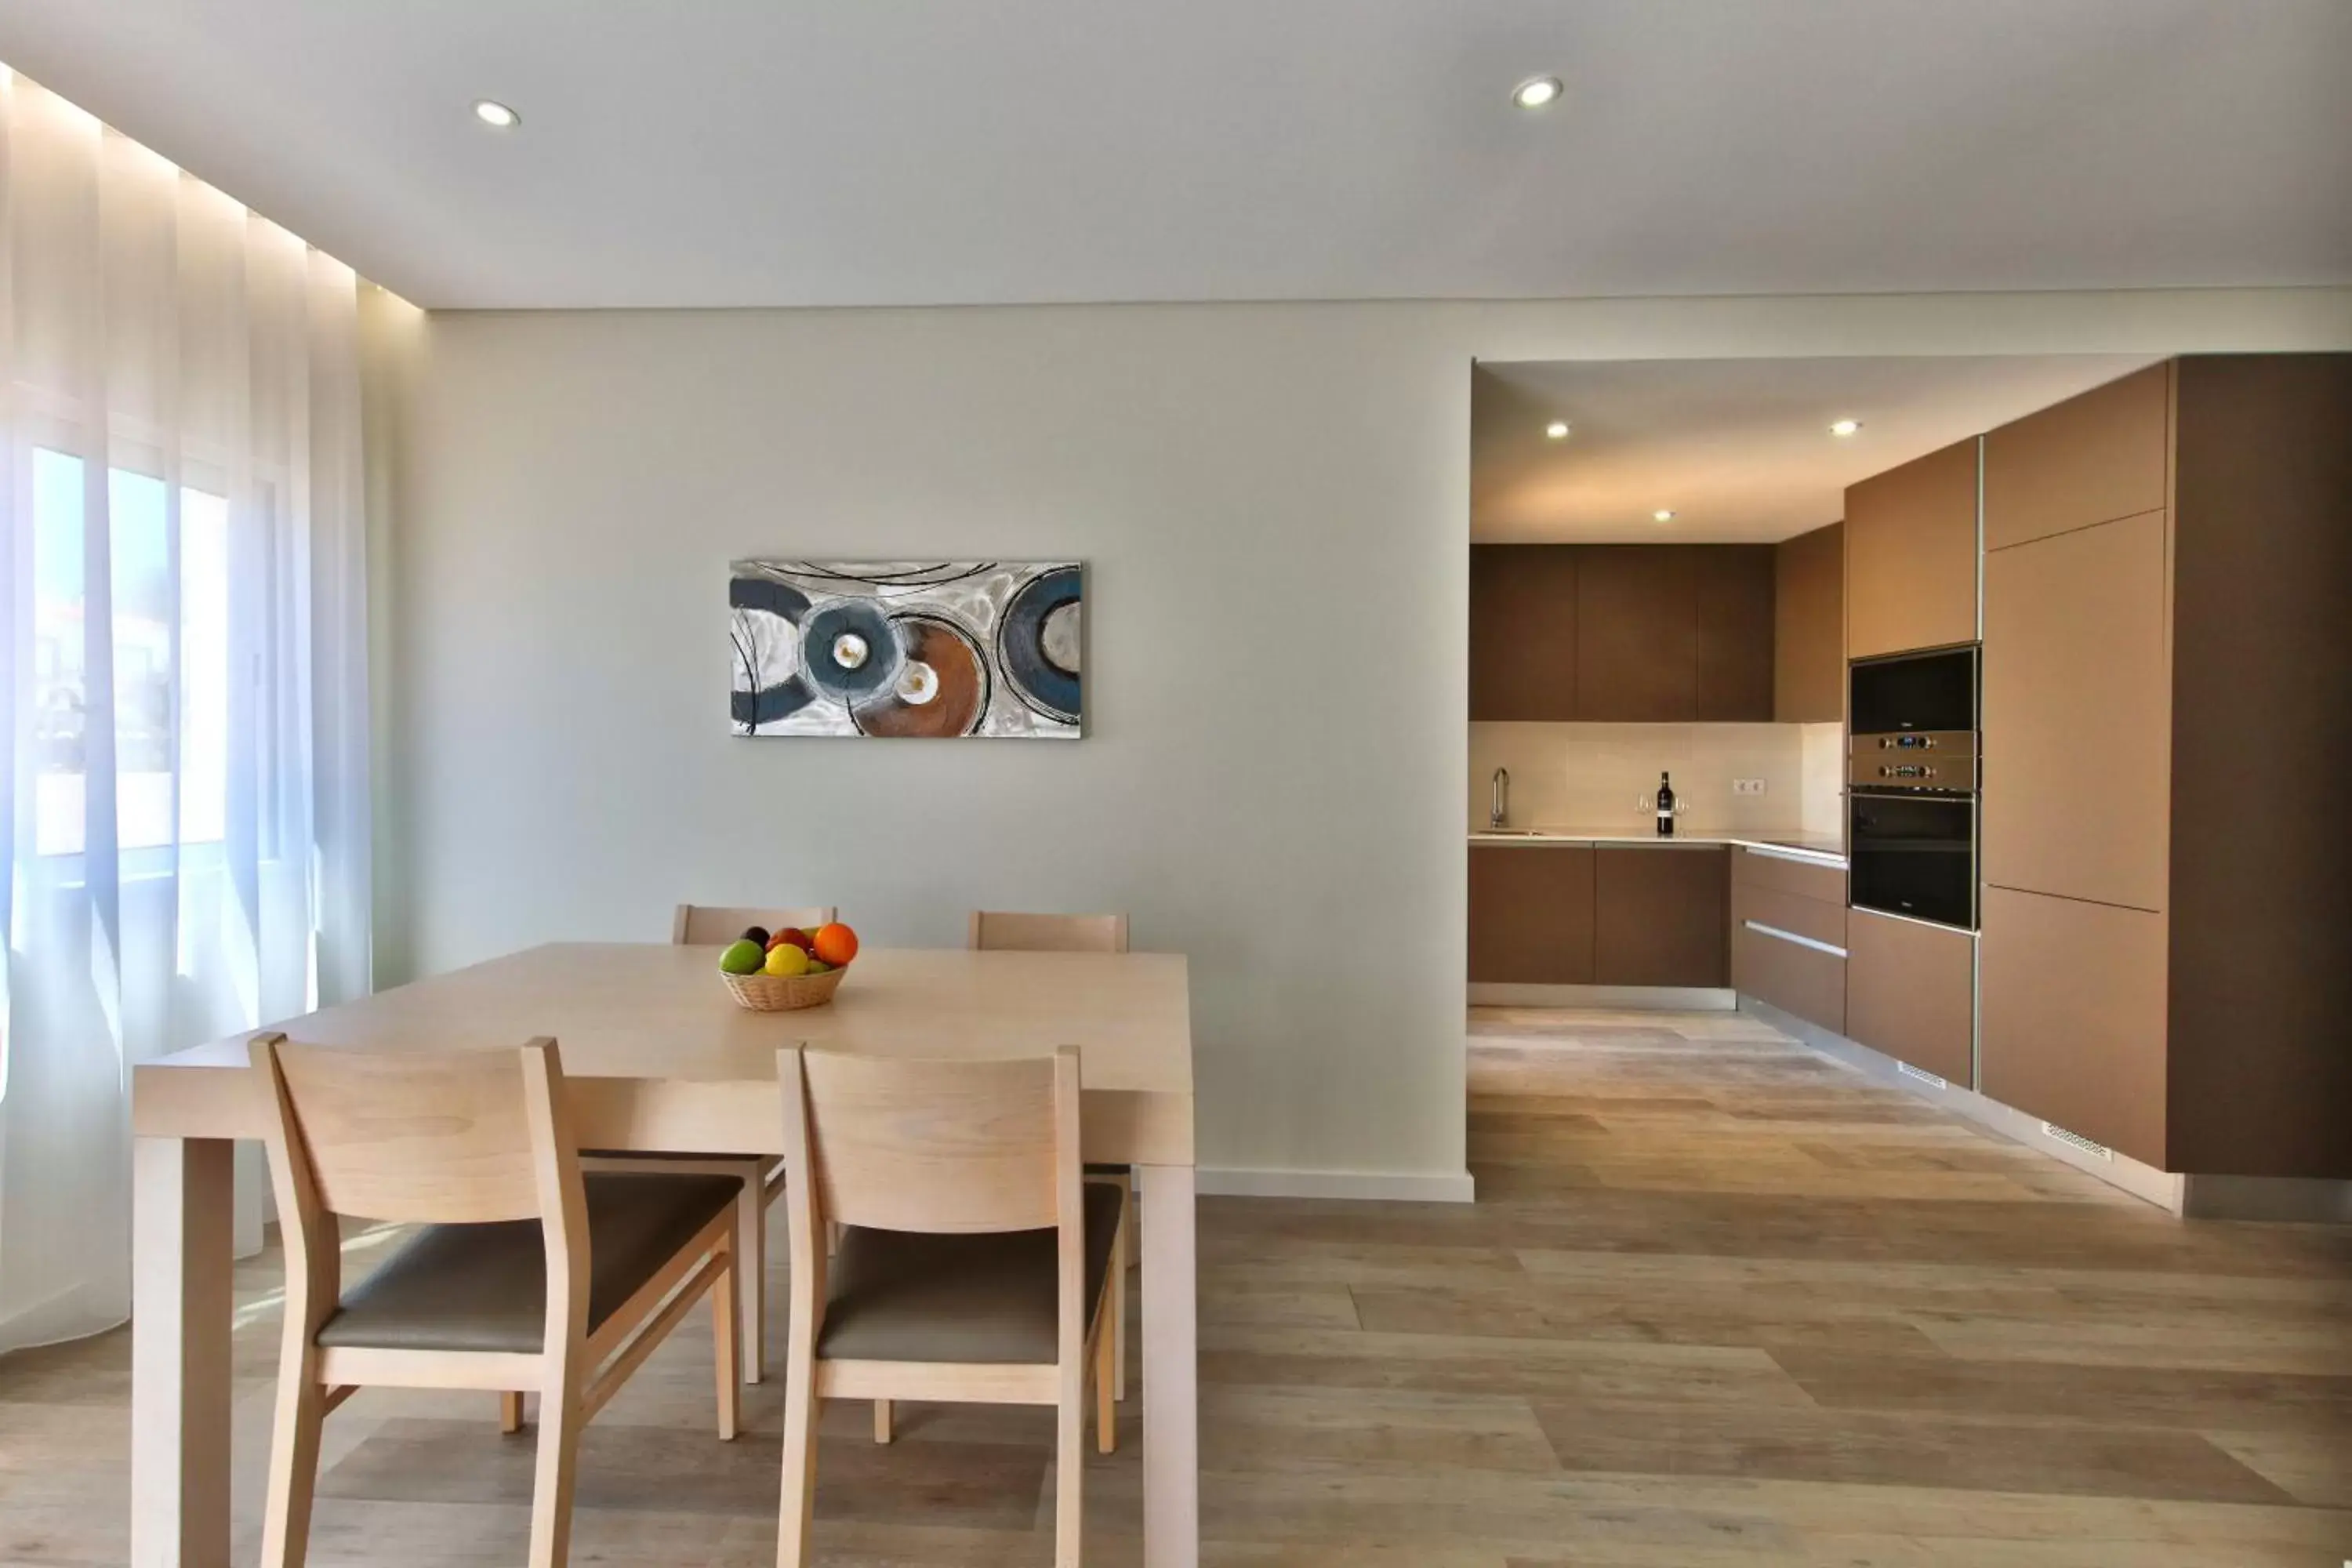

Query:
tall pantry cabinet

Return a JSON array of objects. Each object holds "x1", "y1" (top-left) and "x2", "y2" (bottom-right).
[{"x1": 1976, "y1": 355, "x2": 2352, "y2": 1179}]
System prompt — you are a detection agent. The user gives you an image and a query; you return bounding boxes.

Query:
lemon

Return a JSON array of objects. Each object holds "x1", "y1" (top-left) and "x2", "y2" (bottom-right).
[
  {"x1": 718, "y1": 939, "x2": 766, "y2": 975},
  {"x1": 763, "y1": 942, "x2": 811, "y2": 978}
]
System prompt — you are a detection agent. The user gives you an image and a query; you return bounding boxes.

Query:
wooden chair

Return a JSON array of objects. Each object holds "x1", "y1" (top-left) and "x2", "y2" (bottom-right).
[
  {"x1": 775, "y1": 1045, "x2": 1119, "y2": 1568},
  {"x1": 582, "y1": 902, "x2": 836, "y2": 1388},
  {"x1": 967, "y1": 910, "x2": 1134, "y2": 1420},
  {"x1": 250, "y1": 1034, "x2": 741, "y2": 1568}
]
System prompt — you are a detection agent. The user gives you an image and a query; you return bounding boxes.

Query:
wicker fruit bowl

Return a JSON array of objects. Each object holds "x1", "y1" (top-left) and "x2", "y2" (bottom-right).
[{"x1": 721, "y1": 964, "x2": 848, "y2": 1012}]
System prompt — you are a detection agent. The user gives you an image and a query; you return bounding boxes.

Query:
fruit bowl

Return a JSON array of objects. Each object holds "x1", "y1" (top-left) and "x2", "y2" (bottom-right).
[{"x1": 720, "y1": 964, "x2": 848, "y2": 1012}]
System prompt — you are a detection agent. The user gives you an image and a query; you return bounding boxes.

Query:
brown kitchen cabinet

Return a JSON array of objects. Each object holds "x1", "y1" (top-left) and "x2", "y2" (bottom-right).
[
  {"x1": 1982, "y1": 361, "x2": 2169, "y2": 551},
  {"x1": 1978, "y1": 885, "x2": 2167, "y2": 1166},
  {"x1": 1468, "y1": 844, "x2": 1595, "y2": 983},
  {"x1": 1469, "y1": 545, "x2": 1580, "y2": 720},
  {"x1": 1845, "y1": 437, "x2": 1980, "y2": 659},
  {"x1": 1592, "y1": 844, "x2": 1729, "y2": 987},
  {"x1": 1472, "y1": 543, "x2": 1774, "y2": 723},
  {"x1": 1693, "y1": 546, "x2": 1777, "y2": 721},
  {"x1": 1844, "y1": 907, "x2": 1975, "y2": 1087},
  {"x1": 1970, "y1": 355, "x2": 2352, "y2": 1181},
  {"x1": 1981, "y1": 507, "x2": 2170, "y2": 912},
  {"x1": 1732, "y1": 848, "x2": 1849, "y2": 1034},
  {"x1": 1773, "y1": 521, "x2": 1844, "y2": 722},
  {"x1": 1575, "y1": 546, "x2": 1699, "y2": 721}
]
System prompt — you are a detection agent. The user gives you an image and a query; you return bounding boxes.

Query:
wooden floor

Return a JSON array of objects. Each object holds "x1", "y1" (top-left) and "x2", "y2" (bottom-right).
[{"x1": 5, "y1": 1006, "x2": 2350, "y2": 1565}]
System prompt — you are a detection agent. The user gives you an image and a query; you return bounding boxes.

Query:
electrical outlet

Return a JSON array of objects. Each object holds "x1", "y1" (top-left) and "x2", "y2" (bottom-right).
[{"x1": 1732, "y1": 778, "x2": 1767, "y2": 797}]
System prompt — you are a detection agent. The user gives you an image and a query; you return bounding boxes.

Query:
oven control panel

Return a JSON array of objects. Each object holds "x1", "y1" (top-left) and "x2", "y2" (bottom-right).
[{"x1": 1849, "y1": 731, "x2": 1977, "y2": 793}]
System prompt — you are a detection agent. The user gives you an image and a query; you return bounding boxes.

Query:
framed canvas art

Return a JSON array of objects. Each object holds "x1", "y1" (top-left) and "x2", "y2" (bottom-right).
[{"x1": 729, "y1": 561, "x2": 1082, "y2": 739}]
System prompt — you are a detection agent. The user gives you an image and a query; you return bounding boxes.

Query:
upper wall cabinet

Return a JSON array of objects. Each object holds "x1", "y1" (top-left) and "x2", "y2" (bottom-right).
[
  {"x1": 1470, "y1": 543, "x2": 1775, "y2": 724},
  {"x1": 1983, "y1": 361, "x2": 2169, "y2": 550},
  {"x1": 1576, "y1": 546, "x2": 1700, "y2": 721},
  {"x1": 1469, "y1": 545, "x2": 1581, "y2": 720},
  {"x1": 1773, "y1": 521, "x2": 1843, "y2": 723},
  {"x1": 1845, "y1": 437, "x2": 1980, "y2": 659}
]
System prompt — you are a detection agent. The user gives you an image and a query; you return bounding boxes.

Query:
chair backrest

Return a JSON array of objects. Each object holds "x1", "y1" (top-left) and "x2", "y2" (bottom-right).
[
  {"x1": 252, "y1": 1035, "x2": 577, "y2": 1225},
  {"x1": 673, "y1": 903, "x2": 838, "y2": 945},
  {"x1": 779, "y1": 1047, "x2": 1080, "y2": 1236},
  {"x1": 251, "y1": 1033, "x2": 590, "y2": 1351},
  {"x1": 967, "y1": 910, "x2": 1129, "y2": 954}
]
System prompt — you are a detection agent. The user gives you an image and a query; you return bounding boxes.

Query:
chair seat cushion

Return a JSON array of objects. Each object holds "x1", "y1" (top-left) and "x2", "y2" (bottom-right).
[
  {"x1": 818, "y1": 1182, "x2": 1123, "y2": 1366},
  {"x1": 315, "y1": 1172, "x2": 740, "y2": 1355}
]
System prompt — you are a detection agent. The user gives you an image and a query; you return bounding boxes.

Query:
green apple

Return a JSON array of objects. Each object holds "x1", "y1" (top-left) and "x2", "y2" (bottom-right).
[{"x1": 718, "y1": 939, "x2": 766, "y2": 975}]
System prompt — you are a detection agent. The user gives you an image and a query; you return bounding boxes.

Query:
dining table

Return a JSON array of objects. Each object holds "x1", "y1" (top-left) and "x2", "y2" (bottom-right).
[{"x1": 128, "y1": 942, "x2": 1199, "y2": 1567}]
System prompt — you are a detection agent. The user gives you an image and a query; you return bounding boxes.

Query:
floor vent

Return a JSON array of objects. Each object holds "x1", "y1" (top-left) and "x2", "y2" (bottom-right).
[
  {"x1": 2042, "y1": 1121, "x2": 2114, "y2": 1160},
  {"x1": 1896, "y1": 1062, "x2": 1948, "y2": 1090}
]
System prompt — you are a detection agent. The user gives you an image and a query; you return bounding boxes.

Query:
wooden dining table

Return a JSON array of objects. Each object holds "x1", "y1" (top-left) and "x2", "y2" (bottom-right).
[{"x1": 128, "y1": 942, "x2": 1199, "y2": 1566}]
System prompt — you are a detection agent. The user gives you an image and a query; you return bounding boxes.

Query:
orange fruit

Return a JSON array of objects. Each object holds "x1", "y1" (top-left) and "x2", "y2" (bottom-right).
[{"x1": 811, "y1": 922, "x2": 858, "y2": 967}]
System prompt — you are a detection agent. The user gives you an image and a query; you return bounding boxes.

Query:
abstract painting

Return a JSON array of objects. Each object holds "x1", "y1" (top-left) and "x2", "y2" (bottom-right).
[{"x1": 729, "y1": 561, "x2": 1083, "y2": 739}]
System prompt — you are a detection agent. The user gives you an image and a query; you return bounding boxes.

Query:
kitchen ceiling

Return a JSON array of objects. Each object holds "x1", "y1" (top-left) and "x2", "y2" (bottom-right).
[
  {"x1": 0, "y1": 1, "x2": 2345, "y2": 309},
  {"x1": 1472, "y1": 356, "x2": 2157, "y2": 544}
]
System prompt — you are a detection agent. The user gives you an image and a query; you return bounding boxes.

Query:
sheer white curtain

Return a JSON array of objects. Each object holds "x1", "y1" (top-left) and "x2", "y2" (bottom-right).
[{"x1": 0, "y1": 71, "x2": 372, "y2": 1354}]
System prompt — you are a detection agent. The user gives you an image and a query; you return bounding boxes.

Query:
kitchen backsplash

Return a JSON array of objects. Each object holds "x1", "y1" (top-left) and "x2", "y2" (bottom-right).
[{"x1": 1472, "y1": 721, "x2": 1846, "y2": 835}]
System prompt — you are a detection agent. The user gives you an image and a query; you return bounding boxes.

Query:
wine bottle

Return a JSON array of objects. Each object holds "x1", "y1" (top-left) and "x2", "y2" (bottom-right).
[{"x1": 1655, "y1": 771, "x2": 1675, "y2": 837}]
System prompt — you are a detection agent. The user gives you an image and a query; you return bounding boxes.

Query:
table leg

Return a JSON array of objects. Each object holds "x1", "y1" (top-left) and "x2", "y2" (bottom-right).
[
  {"x1": 1138, "y1": 1163, "x2": 1198, "y2": 1568},
  {"x1": 132, "y1": 1136, "x2": 236, "y2": 1568}
]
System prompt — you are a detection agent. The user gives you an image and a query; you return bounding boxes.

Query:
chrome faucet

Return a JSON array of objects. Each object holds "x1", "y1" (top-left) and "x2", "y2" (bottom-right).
[{"x1": 1490, "y1": 767, "x2": 1510, "y2": 830}]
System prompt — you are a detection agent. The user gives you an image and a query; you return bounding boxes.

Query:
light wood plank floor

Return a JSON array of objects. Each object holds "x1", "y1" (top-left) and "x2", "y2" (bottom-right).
[{"x1": 4, "y1": 1007, "x2": 2349, "y2": 1564}]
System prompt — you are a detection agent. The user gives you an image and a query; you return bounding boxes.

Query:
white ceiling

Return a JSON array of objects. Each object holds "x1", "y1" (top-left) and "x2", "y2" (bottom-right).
[
  {"x1": 0, "y1": 0, "x2": 2347, "y2": 310},
  {"x1": 1472, "y1": 356, "x2": 2157, "y2": 543}
]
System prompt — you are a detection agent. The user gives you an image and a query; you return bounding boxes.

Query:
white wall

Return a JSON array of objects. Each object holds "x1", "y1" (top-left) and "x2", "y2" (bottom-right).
[{"x1": 387, "y1": 289, "x2": 2352, "y2": 1192}]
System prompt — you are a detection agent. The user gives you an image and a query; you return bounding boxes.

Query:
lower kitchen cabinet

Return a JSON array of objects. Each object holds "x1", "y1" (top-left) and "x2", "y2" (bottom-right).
[
  {"x1": 1978, "y1": 884, "x2": 2168, "y2": 1167},
  {"x1": 1733, "y1": 849, "x2": 1848, "y2": 1033},
  {"x1": 1468, "y1": 844, "x2": 1595, "y2": 983},
  {"x1": 1845, "y1": 907, "x2": 1975, "y2": 1087},
  {"x1": 1594, "y1": 845, "x2": 1729, "y2": 987}
]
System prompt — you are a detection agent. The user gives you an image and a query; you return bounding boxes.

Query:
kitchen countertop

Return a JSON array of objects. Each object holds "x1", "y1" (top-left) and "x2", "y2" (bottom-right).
[{"x1": 1468, "y1": 826, "x2": 1848, "y2": 867}]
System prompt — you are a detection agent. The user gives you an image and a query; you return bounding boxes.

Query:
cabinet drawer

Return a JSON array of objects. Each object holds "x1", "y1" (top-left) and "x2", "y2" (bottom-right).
[
  {"x1": 1845, "y1": 908, "x2": 1976, "y2": 1087},
  {"x1": 1737, "y1": 921, "x2": 1846, "y2": 1035},
  {"x1": 1735, "y1": 882, "x2": 1847, "y2": 951},
  {"x1": 1735, "y1": 847, "x2": 1847, "y2": 906}
]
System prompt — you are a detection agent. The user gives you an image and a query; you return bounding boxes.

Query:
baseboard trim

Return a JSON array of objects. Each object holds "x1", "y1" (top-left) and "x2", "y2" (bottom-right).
[
  {"x1": 1196, "y1": 1166, "x2": 1478, "y2": 1203},
  {"x1": 2179, "y1": 1174, "x2": 2352, "y2": 1224},
  {"x1": 1470, "y1": 983, "x2": 1737, "y2": 1011},
  {"x1": 1741, "y1": 996, "x2": 2187, "y2": 1213}
]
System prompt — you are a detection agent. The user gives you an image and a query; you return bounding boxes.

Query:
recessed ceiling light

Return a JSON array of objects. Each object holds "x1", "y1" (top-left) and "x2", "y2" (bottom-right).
[
  {"x1": 473, "y1": 99, "x2": 520, "y2": 129},
  {"x1": 1544, "y1": 420, "x2": 1571, "y2": 441},
  {"x1": 1828, "y1": 418, "x2": 1863, "y2": 437},
  {"x1": 1652, "y1": 510, "x2": 1676, "y2": 523},
  {"x1": 1512, "y1": 75, "x2": 1563, "y2": 111}
]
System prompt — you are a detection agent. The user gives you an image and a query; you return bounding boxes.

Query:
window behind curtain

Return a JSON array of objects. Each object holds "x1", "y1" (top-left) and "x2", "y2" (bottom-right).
[{"x1": 28, "y1": 445, "x2": 232, "y2": 858}]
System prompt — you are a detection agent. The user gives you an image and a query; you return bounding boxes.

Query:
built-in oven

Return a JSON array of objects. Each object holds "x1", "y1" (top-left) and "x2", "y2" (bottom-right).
[
  {"x1": 1847, "y1": 644, "x2": 1980, "y2": 931},
  {"x1": 1848, "y1": 790, "x2": 1978, "y2": 929}
]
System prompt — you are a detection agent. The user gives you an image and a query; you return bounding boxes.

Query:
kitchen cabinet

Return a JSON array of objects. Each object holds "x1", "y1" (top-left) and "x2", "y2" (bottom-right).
[
  {"x1": 1982, "y1": 361, "x2": 2169, "y2": 551},
  {"x1": 1472, "y1": 544, "x2": 1775, "y2": 723},
  {"x1": 1844, "y1": 908, "x2": 1975, "y2": 1087},
  {"x1": 1732, "y1": 848, "x2": 1848, "y2": 1034},
  {"x1": 1593, "y1": 845, "x2": 1728, "y2": 987},
  {"x1": 1693, "y1": 547, "x2": 1777, "y2": 721},
  {"x1": 1979, "y1": 886, "x2": 2167, "y2": 1166},
  {"x1": 1981, "y1": 509, "x2": 2170, "y2": 912},
  {"x1": 1845, "y1": 437, "x2": 1979, "y2": 659},
  {"x1": 1469, "y1": 545, "x2": 1579, "y2": 720},
  {"x1": 1970, "y1": 355, "x2": 2352, "y2": 1180},
  {"x1": 1575, "y1": 546, "x2": 1698, "y2": 721},
  {"x1": 1468, "y1": 844, "x2": 1594, "y2": 983},
  {"x1": 1773, "y1": 521, "x2": 1844, "y2": 722}
]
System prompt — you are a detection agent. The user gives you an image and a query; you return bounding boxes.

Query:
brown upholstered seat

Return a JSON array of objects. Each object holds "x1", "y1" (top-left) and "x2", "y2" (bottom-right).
[
  {"x1": 317, "y1": 1173, "x2": 741, "y2": 1355},
  {"x1": 817, "y1": 1182, "x2": 1122, "y2": 1364}
]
